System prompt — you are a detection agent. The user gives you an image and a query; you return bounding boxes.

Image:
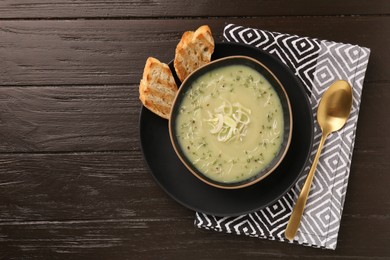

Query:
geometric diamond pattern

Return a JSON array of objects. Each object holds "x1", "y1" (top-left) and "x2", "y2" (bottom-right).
[
  {"x1": 195, "y1": 24, "x2": 371, "y2": 250},
  {"x1": 224, "y1": 24, "x2": 322, "y2": 96}
]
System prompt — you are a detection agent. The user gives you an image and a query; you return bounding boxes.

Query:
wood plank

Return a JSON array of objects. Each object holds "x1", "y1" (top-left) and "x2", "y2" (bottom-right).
[
  {"x1": 0, "y1": 0, "x2": 389, "y2": 19},
  {"x1": 0, "y1": 151, "x2": 388, "y2": 258},
  {"x1": 354, "y1": 81, "x2": 390, "y2": 152},
  {"x1": 1, "y1": 17, "x2": 388, "y2": 86},
  {"x1": 0, "y1": 152, "x2": 182, "y2": 222},
  {"x1": 0, "y1": 85, "x2": 139, "y2": 152},
  {"x1": 0, "y1": 82, "x2": 387, "y2": 153},
  {"x1": 0, "y1": 215, "x2": 389, "y2": 258}
]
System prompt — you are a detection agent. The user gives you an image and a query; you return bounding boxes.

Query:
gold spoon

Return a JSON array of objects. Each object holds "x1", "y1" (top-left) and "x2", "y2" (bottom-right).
[{"x1": 285, "y1": 80, "x2": 353, "y2": 241}]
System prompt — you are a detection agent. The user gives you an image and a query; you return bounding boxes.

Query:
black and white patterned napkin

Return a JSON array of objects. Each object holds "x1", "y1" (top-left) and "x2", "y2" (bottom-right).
[{"x1": 195, "y1": 24, "x2": 370, "y2": 249}]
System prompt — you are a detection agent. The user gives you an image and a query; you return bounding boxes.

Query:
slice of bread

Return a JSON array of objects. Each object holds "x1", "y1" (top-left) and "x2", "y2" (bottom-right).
[
  {"x1": 174, "y1": 25, "x2": 215, "y2": 82},
  {"x1": 139, "y1": 57, "x2": 178, "y2": 119}
]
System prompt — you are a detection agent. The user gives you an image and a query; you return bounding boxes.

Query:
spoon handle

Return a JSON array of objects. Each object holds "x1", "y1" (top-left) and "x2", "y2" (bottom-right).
[{"x1": 285, "y1": 131, "x2": 329, "y2": 241}]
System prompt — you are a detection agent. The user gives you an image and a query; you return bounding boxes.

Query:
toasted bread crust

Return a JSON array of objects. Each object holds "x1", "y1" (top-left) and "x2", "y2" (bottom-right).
[
  {"x1": 139, "y1": 57, "x2": 178, "y2": 119},
  {"x1": 174, "y1": 25, "x2": 215, "y2": 82}
]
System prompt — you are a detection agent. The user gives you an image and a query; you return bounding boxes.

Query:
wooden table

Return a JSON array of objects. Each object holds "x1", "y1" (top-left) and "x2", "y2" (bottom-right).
[{"x1": 1, "y1": 1, "x2": 389, "y2": 259}]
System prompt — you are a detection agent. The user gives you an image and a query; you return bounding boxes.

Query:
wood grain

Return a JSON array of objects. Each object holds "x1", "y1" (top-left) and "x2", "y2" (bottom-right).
[
  {"x1": 0, "y1": 151, "x2": 388, "y2": 258},
  {"x1": 0, "y1": 152, "x2": 170, "y2": 221},
  {"x1": 0, "y1": 214, "x2": 389, "y2": 259},
  {"x1": 1, "y1": 17, "x2": 389, "y2": 86},
  {"x1": 0, "y1": 85, "x2": 139, "y2": 152},
  {"x1": 0, "y1": 0, "x2": 389, "y2": 19},
  {"x1": 1, "y1": 1, "x2": 390, "y2": 258}
]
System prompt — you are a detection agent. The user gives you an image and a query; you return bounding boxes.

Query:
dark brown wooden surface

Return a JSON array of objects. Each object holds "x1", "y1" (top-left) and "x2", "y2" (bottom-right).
[
  {"x1": 1, "y1": 0, "x2": 390, "y2": 18},
  {"x1": 0, "y1": 1, "x2": 389, "y2": 259}
]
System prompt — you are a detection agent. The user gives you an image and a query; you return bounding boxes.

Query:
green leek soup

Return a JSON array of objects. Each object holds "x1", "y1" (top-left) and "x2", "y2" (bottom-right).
[{"x1": 175, "y1": 64, "x2": 284, "y2": 183}]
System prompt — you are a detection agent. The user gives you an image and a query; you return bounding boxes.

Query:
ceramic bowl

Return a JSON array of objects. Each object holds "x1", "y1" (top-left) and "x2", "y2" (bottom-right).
[{"x1": 169, "y1": 56, "x2": 292, "y2": 189}]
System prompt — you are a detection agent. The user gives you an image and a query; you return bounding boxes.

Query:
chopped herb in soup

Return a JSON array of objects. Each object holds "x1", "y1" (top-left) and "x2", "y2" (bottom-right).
[{"x1": 175, "y1": 64, "x2": 284, "y2": 183}]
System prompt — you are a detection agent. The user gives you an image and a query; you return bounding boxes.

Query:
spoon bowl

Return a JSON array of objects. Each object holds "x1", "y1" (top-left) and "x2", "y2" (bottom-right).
[
  {"x1": 318, "y1": 82, "x2": 353, "y2": 134},
  {"x1": 285, "y1": 80, "x2": 353, "y2": 241}
]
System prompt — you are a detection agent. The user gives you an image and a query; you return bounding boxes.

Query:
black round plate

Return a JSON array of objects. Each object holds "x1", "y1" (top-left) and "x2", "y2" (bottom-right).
[{"x1": 139, "y1": 42, "x2": 314, "y2": 216}]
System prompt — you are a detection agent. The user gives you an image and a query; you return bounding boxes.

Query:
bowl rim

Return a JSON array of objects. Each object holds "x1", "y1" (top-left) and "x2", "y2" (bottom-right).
[{"x1": 168, "y1": 55, "x2": 293, "y2": 189}]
